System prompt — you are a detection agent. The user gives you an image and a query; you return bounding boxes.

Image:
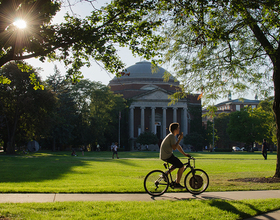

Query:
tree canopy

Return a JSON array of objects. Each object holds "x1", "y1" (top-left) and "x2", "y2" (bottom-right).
[
  {"x1": 0, "y1": 62, "x2": 56, "y2": 154},
  {"x1": 214, "y1": 113, "x2": 232, "y2": 149},
  {"x1": 136, "y1": 131, "x2": 158, "y2": 146},
  {"x1": 227, "y1": 107, "x2": 270, "y2": 146},
  {"x1": 138, "y1": 0, "x2": 280, "y2": 177},
  {"x1": 0, "y1": 63, "x2": 128, "y2": 153},
  {"x1": 0, "y1": 0, "x2": 162, "y2": 80}
]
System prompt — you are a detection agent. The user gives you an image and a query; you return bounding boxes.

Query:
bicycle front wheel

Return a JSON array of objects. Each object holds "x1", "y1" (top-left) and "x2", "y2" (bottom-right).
[
  {"x1": 184, "y1": 169, "x2": 209, "y2": 195},
  {"x1": 144, "y1": 170, "x2": 169, "y2": 196}
]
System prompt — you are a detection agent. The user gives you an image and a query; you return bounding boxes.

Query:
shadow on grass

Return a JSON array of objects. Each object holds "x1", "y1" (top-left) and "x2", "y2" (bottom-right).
[
  {"x1": 167, "y1": 196, "x2": 264, "y2": 219},
  {"x1": 207, "y1": 200, "x2": 254, "y2": 219},
  {"x1": 0, "y1": 155, "x2": 86, "y2": 183},
  {"x1": 0, "y1": 152, "x2": 143, "y2": 184}
]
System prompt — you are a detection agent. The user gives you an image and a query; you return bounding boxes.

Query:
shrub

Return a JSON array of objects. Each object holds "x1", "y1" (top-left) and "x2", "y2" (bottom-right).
[{"x1": 136, "y1": 132, "x2": 158, "y2": 145}]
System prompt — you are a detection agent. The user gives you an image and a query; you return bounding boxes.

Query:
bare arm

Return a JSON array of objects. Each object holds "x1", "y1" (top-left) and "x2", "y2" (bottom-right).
[
  {"x1": 172, "y1": 132, "x2": 191, "y2": 157},
  {"x1": 177, "y1": 144, "x2": 191, "y2": 157},
  {"x1": 171, "y1": 132, "x2": 184, "y2": 150}
]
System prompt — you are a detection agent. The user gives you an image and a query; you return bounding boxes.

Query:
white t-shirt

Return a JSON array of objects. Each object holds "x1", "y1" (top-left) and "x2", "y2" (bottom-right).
[
  {"x1": 112, "y1": 145, "x2": 118, "y2": 151},
  {"x1": 159, "y1": 133, "x2": 176, "y2": 160}
]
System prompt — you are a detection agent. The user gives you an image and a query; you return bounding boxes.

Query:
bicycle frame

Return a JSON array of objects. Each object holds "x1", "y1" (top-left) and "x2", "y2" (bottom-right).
[
  {"x1": 163, "y1": 158, "x2": 195, "y2": 187},
  {"x1": 144, "y1": 156, "x2": 209, "y2": 196}
]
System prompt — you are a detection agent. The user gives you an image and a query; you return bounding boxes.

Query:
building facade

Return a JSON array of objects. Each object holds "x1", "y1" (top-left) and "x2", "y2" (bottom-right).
[
  {"x1": 202, "y1": 97, "x2": 261, "y2": 149},
  {"x1": 215, "y1": 98, "x2": 260, "y2": 112},
  {"x1": 108, "y1": 61, "x2": 201, "y2": 149},
  {"x1": 202, "y1": 97, "x2": 261, "y2": 127}
]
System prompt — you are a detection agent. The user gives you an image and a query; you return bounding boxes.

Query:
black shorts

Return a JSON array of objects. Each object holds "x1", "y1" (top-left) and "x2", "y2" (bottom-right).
[{"x1": 163, "y1": 154, "x2": 183, "y2": 168}]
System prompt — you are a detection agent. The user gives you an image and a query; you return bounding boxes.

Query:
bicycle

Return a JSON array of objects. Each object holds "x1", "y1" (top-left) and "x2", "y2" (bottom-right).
[{"x1": 144, "y1": 157, "x2": 209, "y2": 196}]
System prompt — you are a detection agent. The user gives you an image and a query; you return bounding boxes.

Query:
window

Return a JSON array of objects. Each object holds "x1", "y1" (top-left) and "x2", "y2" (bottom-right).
[{"x1": 236, "y1": 105, "x2": 240, "y2": 111}]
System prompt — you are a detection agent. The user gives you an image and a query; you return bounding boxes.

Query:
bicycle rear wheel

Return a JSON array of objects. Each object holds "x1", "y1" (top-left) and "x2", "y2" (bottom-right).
[
  {"x1": 184, "y1": 169, "x2": 209, "y2": 195},
  {"x1": 144, "y1": 170, "x2": 169, "y2": 196}
]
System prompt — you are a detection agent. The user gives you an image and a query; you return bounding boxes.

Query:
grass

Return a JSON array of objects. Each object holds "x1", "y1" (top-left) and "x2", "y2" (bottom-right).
[
  {"x1": 0, "y1": 151, "x2": 279, "y2": 220},
  {"x1": 0, "y1": 199, "x2": 280, "y2": 219},
  {"x1": 0, "y1": 151, "x2": 278, "y2": 193}
]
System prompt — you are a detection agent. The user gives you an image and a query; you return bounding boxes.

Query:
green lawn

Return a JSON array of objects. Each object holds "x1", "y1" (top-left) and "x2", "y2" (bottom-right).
[
  {"x1": 0, "y1": 151, "x2": 280, "y2": 220},
  {"x1": 0, "y1": 150, "x2": 278, "y2": 193},
  {"x1": 1, "y1": 199, "x2": 280, "y2": 219}
]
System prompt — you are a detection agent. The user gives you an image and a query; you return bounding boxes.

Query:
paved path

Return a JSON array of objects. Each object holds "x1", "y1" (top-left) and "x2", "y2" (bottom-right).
[
  {"x1": 1, "y1": 190, "x2": 280, "y2": 203},
  {"x1": 0, "y1": 190, "x2": 280, "y2": 219}
]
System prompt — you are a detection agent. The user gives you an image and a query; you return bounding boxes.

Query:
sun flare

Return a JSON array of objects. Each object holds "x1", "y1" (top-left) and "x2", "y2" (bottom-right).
[{"x1": 13, "y1": 19, "x2": 27, "y2": 29}]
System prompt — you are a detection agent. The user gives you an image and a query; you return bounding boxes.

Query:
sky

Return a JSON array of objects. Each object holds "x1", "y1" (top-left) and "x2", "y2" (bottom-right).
[
  {"x1": 26, "y1": 0, "x2": 140, "y2": 86},
  {"x1": 25, "y1": 0, "x2": 258, "y2": 105}
]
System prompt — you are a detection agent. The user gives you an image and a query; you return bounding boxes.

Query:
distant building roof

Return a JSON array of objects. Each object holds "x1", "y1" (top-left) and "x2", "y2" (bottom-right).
[{"x1": 215, "y1": 98, "x2": 260, "y2": 107}]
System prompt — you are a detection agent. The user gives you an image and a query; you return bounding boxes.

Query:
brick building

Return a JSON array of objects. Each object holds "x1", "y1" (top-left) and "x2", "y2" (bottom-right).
[
  {"x1": 108, "y1": 61, "x2": 201, "y2": 149},
  {"x1": 202, "y1": 97, "x2": 261, "y2": 149},
  {"x1": 202, "y1": 97, "x2": 261, "y2": 127}
]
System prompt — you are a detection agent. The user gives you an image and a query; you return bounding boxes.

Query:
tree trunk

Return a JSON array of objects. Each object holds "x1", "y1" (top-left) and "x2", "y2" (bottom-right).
[
  {"x1": 52, "y1": 135, "x2": 56, "y2": 152},
  {"x1": 3, "y1": 140, "x2": 7, "y2": 152},
  {"x1": 6, "y1": 137, "x2": 16, "y2": 154},
  {"x1": 6, "y1": 107, "x2": 20, "y2": 155},
  {"x1": 6, "y1": 122, "x2": 18, "y2": 154},
  {"x1": 6, "y1": 128, "x2": 17, "y2": 154},
  {"x1": 273, "y1": 63, "x2": 280, "y2": 177}
]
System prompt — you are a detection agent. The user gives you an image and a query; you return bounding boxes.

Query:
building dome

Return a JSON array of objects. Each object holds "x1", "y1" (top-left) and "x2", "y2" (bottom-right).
[
  {"x1": 109, "y1": 61, "x2": 179, "y2": 99},
  {"x1": 114, "y1": 60, "x2": 174, "y2": 80},
  {"x1": 109, "y1": 61, "x2": 179, "y2": 97},
  {"x1": 108, "y1": 60, "x2": 201, "y2": 150}
]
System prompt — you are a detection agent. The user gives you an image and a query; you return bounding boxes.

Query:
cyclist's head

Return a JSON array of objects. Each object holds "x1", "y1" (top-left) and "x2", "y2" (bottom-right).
[{"x1": 169, "y1": 123, "x2": 179, "y2": 133}]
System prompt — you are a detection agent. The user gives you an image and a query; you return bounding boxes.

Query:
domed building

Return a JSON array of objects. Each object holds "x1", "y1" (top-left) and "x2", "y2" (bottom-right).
[{"x1": 108, "y1": 61, "x2": 201, "y2": 149}]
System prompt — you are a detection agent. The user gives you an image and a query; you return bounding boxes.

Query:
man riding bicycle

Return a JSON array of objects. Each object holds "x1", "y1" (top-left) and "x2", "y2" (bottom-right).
[{"x1": 160, "y1": 122, "x2": 191, "y2": 188}]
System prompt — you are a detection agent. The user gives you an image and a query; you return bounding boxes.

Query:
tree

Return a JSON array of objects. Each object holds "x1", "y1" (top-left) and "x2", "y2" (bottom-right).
[
  {"x1": 258, "y1": 98, "x2": 277, "y2": 145},
  {"x1": 0, "y1": 62, "x2": 56, "y2": 154},
  {"x1": 214, "y1": 113, "x2": 232, "y2": 149},
  {"x1": 136, "y1": 132, "x2": 158, "y2": 146},
  {"x1": 204, "y1": 120, "x2": 218, "y2": 149},
  {"x1": 227, "y1": 107, "x2": 270, "y2": 147},
  {"x1": 44, "y1": 67, "x2": 77, "y2": 151},
  {"x1": 183, "y1": 132, "x2": 204, "y2": 151},
  {"x1": 0, "y1": 0, "x2": 162, "y2": 80},
  {"x1": 227, "y1": 109, "x2": 254, "y2": 146},
  {"x1": 0, "y1": 0, "x2": 60, "y2": 66},
  {"x1": 90, "y1": 87, "x2": 127, "y2": 148},
  {"x1": 140, "y1": 0, "x2": 280, "y2": 177},
  {"x1": 70, "y1": 79, "x2": 126, "y2": 148},
  {"x1": 203, "y1": 105, "x2": 218, "y2": 148},
  {"x1": 251, "y1": 106, "x2": 274, "y2": 144}
]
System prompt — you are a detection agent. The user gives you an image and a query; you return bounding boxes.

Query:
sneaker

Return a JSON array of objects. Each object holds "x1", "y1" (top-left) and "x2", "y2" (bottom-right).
[{"x1": 174, "y1": 183, "x2": 184, "y2": 189}]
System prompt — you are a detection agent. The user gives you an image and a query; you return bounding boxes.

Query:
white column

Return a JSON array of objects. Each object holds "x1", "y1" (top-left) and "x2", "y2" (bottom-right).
[
  {"x1": 151, "y1": 107, "x2": 156, "y2": 134},
  {"x1": 162, "y1": 107, "x2": 167, "y2": 138},
  {"x1": 141, "y1": 107, "x2": 145, "y2": 133},
  {"x1": 183, "y1": 107, "x2": 188, "y2": 135},
  {"x1": 173, "y1": 107, "x2": 177, "y2": 122},
  {"x1": 129, "y1": 106, "x2": 134, "y2": 138}
]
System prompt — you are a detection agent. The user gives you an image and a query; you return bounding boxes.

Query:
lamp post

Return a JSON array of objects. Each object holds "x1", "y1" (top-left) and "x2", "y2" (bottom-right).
[
  {"x1": 118, "y1": 111, "x2": 121, "y2": 148},
  {"x1": 212, "y1": 116, "x2": 215, "y2": 149}
]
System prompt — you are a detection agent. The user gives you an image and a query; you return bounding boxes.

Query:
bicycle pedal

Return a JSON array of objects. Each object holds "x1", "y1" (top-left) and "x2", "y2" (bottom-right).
[{"x1": 169, "y1": 181, "x2": 175, "y2": 188}]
